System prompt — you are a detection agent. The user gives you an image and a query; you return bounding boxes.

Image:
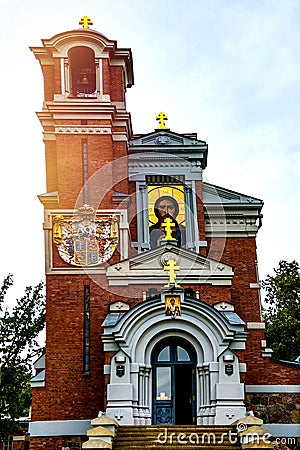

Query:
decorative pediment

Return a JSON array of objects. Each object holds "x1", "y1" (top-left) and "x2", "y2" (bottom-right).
[
  {"x1": 129, "y1": 130, "x2": 207, "y2": 149},
  {"x1": 128, "y1": 131, "x2": 208, "y2": 181},
  {"x1": 106, "y1": 243, "x2": 233, "y2": 286}
]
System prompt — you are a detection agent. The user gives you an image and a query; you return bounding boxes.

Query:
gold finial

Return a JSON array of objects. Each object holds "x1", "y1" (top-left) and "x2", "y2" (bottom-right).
[
  {"x1": 156, "y1": 112, "x2": 169, "y2": 129},
  {"x1": 161, "y1": 217, "x2": 176, "y2": 241},
  {"x1": 79, "y1": 16, "x2": 93, "y2": 29},
  {"x1": 164, "y1": 259, "x2": 180, "y2": 288}
]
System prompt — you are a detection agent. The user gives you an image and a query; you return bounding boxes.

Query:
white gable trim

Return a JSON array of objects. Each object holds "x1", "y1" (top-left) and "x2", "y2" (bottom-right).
[{"x1": 106, "y1": 243, "x2": 233, "y2": 286}]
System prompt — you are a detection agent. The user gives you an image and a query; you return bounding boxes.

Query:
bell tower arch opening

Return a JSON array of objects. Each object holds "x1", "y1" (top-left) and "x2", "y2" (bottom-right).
[{"x1": 68, "y1": 46, "x2": 96, "y2": 96}]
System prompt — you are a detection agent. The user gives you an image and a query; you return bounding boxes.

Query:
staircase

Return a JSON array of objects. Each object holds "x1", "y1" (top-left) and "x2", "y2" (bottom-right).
[{"x1": 113, "y1": 425, "x2": 242, "y2": 449}]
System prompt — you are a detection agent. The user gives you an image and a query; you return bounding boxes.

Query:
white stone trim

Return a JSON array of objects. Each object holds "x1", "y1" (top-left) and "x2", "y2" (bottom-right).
[
  {"x1": 29, "y1": 420, "x2": 91, "y2": 437},
  {"x1": 264, "y1": 424, "x2": 300, "y2": 437},
  {"x1": 262, "y1": 348, "x2": 273, "y2": 357},
  {"x1": 247, "y1": 322, "x2": 265, "y2": 329},
  {"x1": 106, "y1": 244, "x2": 234, "y2": 287},
  {"x1": 246, "y1": 385, "x2": 300, "y2": 393},
  {"x1": 13, "y1": 436, "x2": 25, "y2": 441},
  {"x1": 249, "y1": 283, "x2": 260, "y2": 289},
  {"x1": 31, "y1": 381, "x2": 45, "y2": 388},
  {"x1": 112, "y1": 133, "x2": 128, "y2": 141}
]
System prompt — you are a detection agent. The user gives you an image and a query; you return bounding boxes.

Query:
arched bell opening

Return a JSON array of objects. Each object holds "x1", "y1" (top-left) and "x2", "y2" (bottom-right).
[{"x1": 68, "y1": 46, "x2": 96, "y2": 96}]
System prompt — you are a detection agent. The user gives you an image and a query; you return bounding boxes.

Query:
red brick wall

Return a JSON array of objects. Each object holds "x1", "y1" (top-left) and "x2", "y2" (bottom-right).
[
  {"x1": 31, "y1": 276, "x2": 147, "y2": 422},
  {"x1": 29, "y1": 436, "x2": 87, "y2": 450},
  {"x1": 207, "y1": 237, "x2": 261, "y2": 322}
]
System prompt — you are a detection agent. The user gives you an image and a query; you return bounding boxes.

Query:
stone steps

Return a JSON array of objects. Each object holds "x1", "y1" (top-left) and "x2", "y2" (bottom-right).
[{"x1": 112, "y1": 425, "x2": 242, "y2": 449}]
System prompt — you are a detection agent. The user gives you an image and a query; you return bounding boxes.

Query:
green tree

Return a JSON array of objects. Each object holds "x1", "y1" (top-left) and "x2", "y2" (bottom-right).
[
  {"x1": 262, "y1": 260, "x2": 300, "y2": 361},
  {"x1": 0, "y1": 275, "x2": 45, "y2": 437}
]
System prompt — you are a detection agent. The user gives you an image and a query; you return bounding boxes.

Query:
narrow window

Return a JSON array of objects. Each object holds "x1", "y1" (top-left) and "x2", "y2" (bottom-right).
[
  {"x1": 83, "y1": 284, "x2": 90, "y2": 375},
  {"x1": 82, "y1": 138, "x2": 89, "y2": 204}
]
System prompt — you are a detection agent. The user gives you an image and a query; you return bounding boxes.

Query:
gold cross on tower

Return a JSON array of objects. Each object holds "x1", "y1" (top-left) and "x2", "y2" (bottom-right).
[
  {"x1": 79, "y1": 16, "x2": 93, "y2": 29},
  {"x1": 156, "y1": 112, "x2": 169, "y2": 129},
  {"x1": 161, "y1": 217, "x2": 176, "y2": 242},
  {"x1": 164, "y1": 259, "x2": 180, "y2": 288}
]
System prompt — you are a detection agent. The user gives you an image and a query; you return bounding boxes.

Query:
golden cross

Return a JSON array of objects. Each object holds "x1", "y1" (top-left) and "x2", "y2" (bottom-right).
[
  {"x1": 79, "y1": 16, "x2": 93, "y2": 29},
  {"x1": 164, "y1": 259, "x2": 180, "y2": 287},
  {"x1": 161, "y1": 217, "x2": 176, "y2": 241},
  {"x1": 156, "y1": 112, "x2": 169, "y2": 129}
]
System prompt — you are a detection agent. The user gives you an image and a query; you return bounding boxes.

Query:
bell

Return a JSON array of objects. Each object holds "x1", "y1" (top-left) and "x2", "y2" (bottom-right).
[{"x1": 81, "y1": 73, "x2": 89, "y2": 84}]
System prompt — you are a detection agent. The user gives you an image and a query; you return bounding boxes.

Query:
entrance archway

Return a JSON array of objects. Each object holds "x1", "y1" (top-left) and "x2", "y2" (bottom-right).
[{"x1": 152, "y1": 337, "x2": 196, "y2": 425}]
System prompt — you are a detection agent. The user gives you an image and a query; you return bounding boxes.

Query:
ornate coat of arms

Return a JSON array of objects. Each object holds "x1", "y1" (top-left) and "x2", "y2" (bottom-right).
[{"x1": 52, "y1": 205, "x2": 118, "y2": 266}]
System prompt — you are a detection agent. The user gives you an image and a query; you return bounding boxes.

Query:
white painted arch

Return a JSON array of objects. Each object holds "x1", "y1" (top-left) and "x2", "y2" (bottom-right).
[
  {"x1": 102, "y1": 297, "x2": 240, "y2": 362},
  {"x1": 102, "y1": 296, "x2": 247, "y2": 425}
]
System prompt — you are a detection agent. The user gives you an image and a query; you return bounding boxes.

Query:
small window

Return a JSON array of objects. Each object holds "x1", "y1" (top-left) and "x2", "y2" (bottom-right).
[
  {"x1": 157, "y1": 346, "x2": 170, "y2": 362},
  {"x1": 177, "y1": 346, "x2": 190, "y2": 362},
  {"x1": 156, "y1": 366, "x2": 171, "y2": 400},
  {"x1": 3, "y1": 436, "x2": 13, "y2": 450},
  {"x1": 184, "y1": 288, "x2": 194, "y2": 298},
  {"x1": 148, "y1": 288, "x2": 158, "y2": 298}
]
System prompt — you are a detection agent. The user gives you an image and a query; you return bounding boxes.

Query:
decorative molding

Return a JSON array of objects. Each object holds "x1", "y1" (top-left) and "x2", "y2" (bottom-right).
[
  {"x1": 55, "y1": 126, "x2": 111, "y2": 134},
  {"x1": 204, "y1": 215, "x2": 261, "y2": 238},
  {"x1": 109, "y1": 301, "x2": 130, "y2": 312},
  {"x1": 38, "y1": 192, "x2": 59, "y2": 205},
  {"x1": 214, "y1": 301, "x2": 235, "y2": 312},
  {"x1": 128, "y1": 154, "x2": 203, "y2": 182}
]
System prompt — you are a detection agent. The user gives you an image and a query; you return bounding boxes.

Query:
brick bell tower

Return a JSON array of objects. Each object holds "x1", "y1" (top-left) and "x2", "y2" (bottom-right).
[{"x1": 29, "y1": 16, "x2": 135, "y2": 438}]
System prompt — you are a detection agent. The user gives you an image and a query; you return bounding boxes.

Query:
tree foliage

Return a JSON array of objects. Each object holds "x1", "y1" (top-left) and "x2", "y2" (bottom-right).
[
  {"x1": 0, "y1": 274, "x2": 45, "y2": 437},
  {"x1": 262, "y1": 260, "x2": 300, "y2": 361}
]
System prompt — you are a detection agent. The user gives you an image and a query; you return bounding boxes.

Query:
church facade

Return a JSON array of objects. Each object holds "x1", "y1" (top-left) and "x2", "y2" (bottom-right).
[{"x1": 28, "y1": 18, "x2": 299, "y2": 448}]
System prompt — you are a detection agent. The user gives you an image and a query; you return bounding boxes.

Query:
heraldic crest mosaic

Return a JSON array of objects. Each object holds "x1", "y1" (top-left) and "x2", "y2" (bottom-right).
[{"x1": 52, "y1": 204, "x2": 118, "y2": 266}]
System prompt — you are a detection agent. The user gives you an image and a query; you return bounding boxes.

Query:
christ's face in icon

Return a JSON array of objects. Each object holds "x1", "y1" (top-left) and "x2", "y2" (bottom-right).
[{"x1": 157, "y1": 199, "x2": 176, "y2": 218}]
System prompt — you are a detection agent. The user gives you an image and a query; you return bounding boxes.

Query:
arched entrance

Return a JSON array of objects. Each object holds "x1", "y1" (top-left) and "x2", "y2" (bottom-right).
[{"x1": 152, "y1": 337, "x2": 196, "y2": 425}]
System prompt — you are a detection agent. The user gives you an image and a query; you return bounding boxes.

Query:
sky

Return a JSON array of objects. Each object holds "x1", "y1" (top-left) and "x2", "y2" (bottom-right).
[{"x1": 0, "y1": 0, "x2": 299, "y2": 302}]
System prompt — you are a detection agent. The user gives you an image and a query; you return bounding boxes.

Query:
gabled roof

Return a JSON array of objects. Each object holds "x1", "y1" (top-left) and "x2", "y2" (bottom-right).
[
  {"x1": 130, "y1": 129, "x2": 207, "y2": 147},
  {"x1": 203, "y1": 182, "x2": 263, "y2": 208}
]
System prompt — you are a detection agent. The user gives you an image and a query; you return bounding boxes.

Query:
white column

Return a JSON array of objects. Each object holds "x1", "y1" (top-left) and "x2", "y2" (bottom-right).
[
  {"x1": 64, "y1": 59, "x2": 70, "y2": 95},
  {"x1": 95, "y1": 58, "x2": 101, "y2": 95},
  {"x1": 98, "y1": 58, "x2": 103, "y2": 95}
]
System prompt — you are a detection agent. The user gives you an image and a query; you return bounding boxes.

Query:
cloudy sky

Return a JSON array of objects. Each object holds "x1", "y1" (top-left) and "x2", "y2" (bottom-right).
[{"x1": 0, "y1": 0, "x2": 299, "y2": 300}]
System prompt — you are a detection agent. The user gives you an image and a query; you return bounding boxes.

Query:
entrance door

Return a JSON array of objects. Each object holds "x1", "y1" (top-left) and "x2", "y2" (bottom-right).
[{"x1": 152, "y1": 338, "x2": 196, "y2": 425}]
